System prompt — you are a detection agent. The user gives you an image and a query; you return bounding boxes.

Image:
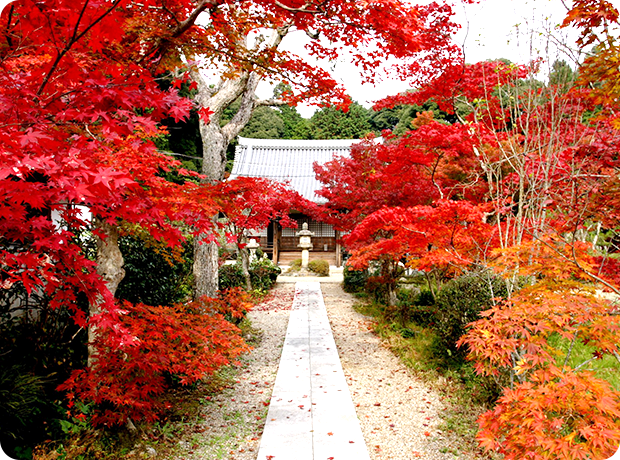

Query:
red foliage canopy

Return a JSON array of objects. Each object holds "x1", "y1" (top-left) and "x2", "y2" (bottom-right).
[{"x1": 0, "y1": 0, "x2": 222, "y2": 327}]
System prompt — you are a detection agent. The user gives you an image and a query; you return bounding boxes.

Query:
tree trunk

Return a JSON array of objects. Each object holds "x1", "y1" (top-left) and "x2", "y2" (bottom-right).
[
  {"x1": 193, "y1": 231, "x2": 220, "y2": 299},
  {"x1": 193, "y1": 120, "x2": 228, "y2": 299},
  {"x1": 187, "y1": 25, "x2": 292, "y2": 298},
  {"x1": 191, "y1": 71, "x2": 265, "y2": 299},
  {"x1": 89, "y1": 217, "x2": 125, "y2": 367},
  {"x1": 199, "y1": 117, "x2": 228, "y2": 183},
  {"x1": 239, "y1": 234, "x2": 252, "y2": 291}
]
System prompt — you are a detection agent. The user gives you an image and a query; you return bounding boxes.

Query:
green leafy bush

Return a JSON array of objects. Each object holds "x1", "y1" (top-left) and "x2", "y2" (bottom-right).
[
  {"x1": 434, "y1": 272, "x2": 508, "y2": 359},
  {"x1": 219, "y1": 258, "x2": 281, "y2": 292},
  {"x1": 117, "y1": 235, "x2": 193, "y2": 306},
  {"x1": 395, "y1": 287, "x2": 439, "y2": 328},
  {"x1": 219, "y1": 263, "x2": 246, "y2": 290},
  {"x1": 249, "y1": 257, "x2": 281, "y2": 291},
  {"x1": 342, "y1": 263, "x2": 368, "y2": 293},
  {"x1": 308, "y1": 259, "x2": 330, "y2": 276},
  {"x1": 285, "y1": 258, "x2": 302, "y2": 273}
]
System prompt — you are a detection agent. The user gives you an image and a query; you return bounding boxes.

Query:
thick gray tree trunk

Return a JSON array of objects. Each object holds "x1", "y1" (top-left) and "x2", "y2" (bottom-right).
[
  {"x1": 191, "y1": 73, "x2": 265, "y2": 299},
  {"x1": 190, "y1": 27, "x2": 290, "y2": 299},
  {"x1": 89, "y1": 217, "x2": 125, "y2": 367},
  {"x1": 193, "y1": 231, "x2": 220, "y2": 299},
  {"x1": 239, "y1": 235, "x2": 252, "y2": 292}
]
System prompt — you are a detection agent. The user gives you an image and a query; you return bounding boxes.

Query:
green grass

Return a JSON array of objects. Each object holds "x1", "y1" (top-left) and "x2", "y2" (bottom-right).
[{"x1": 548, "y1": 333, "x2": 620, "y2": 390}]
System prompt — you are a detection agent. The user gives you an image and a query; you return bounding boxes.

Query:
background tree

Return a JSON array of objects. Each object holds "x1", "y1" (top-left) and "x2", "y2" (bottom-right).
[
  {"x1": 278, "y1": 104, "x2": 313, "y2": 139},
  {"x1": 309, "y1": 102, "x2": 373, "y2": 139},
  {"x1": 238, "y1": 106, "x2": 286, "y2": 139},
  {"x1": 370, "y1": 100, "x2": 455, "y2": 136},
  {"x1": 548, "y1": 59, "x2": 576, "y2": 88}
]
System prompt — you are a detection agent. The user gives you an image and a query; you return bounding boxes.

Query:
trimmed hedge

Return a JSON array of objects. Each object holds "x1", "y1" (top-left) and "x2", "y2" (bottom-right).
[
  {"x1": 308, "y1": 259, "x2": 329, "y2": 276},
  {"x1": 434, "y1": 272, "x2": 508, "y2": 359},
  {"x1": 342, "y1": 263, "x2": 368, "y2": 293}
]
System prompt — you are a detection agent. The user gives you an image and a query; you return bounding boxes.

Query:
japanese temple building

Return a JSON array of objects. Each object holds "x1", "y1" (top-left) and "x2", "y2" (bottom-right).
[{"x1": 229, "y1": 136, "x2": 362, "y2": 267}]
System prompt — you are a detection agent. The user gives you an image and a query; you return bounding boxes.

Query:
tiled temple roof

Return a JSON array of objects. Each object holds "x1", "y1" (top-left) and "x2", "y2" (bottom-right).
[{"x1": 229, "y1": 137, "x2": 361, "y2": 203}]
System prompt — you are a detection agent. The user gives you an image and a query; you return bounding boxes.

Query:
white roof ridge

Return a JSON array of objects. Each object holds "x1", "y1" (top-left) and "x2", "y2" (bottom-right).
[{"x1": 237, "y1": 137, "x2": 371, "y2": 147}]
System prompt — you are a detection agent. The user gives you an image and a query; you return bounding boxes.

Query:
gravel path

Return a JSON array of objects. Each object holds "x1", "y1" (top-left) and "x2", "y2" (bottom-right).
[
  {"x1": 321, "y1": 283, "x2": 461, "y2": 460},
  {"x1": 177, "y1": 281, "x2": 471, "y2": 460}
]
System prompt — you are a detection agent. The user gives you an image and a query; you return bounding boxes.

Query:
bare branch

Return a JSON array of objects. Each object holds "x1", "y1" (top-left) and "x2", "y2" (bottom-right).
[
  {"x1": 305, "y1": 29, "x2": 320, "y2": 40},
  {"x1": 222, "y1": 73, "x2": 261, "y2": 142},
  {"x1": 255, "y1": 98, "x2": 289, "y2": 107},
  {"x1": 171, "y1": 0, "x2": 222, "y2": 39},
  {"x1": 274, "y1": 0, "x2": 321, "y2": 14},
  {"x1": 530, "y1": 232, "x2": 620, "y2": 296},
  {"x1": 187, "y1": 63, "x2": 215, "y2": 100},
  {"x1": 141, "y1": 0, "x2": 224, "y2": 66},
  {"x1": 37, "y1": 0, "x2": 124, "y2": 97}
]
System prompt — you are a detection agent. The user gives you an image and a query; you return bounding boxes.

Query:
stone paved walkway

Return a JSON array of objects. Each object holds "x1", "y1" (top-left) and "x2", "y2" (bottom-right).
[{"x1": 256, "y1": 281, "x2": 370, "y2": 460}]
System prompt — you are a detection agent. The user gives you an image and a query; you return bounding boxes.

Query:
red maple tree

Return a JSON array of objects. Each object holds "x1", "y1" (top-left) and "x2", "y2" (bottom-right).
[
  {"x1": 315, "y1": 3, "x2": 620, "y2": 455},
  {"x1": 1, "y1": 0, "x2": 259, "y2": 424}
]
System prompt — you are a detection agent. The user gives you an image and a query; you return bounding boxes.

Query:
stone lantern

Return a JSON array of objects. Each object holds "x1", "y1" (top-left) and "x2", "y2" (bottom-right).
[
  {"x1": 246, "y1": 238, "x2": 260, "y2": 263},
  {"x1": 296, "y1": 222, "x2": 314, "y2": 269}
]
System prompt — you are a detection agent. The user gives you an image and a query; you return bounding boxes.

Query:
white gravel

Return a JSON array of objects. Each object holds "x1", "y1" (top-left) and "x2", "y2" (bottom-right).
[
  {"x1": 176, "y1": 281, "x2": 478, "y2": 460},
  {"x1": 321, "y1": 283, "x2": 467, "y2": 460}
]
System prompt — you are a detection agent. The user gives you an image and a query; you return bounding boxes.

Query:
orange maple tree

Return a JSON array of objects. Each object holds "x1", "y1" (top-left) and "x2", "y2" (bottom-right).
[{"x1": 459, "y1": 241, "x2": 620, "y2": 459}]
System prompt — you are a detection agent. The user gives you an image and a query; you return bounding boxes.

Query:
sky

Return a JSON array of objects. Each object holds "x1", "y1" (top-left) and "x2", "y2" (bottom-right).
[{"x1": 285, "y1": 0, "x2": 583, "y2": 117}]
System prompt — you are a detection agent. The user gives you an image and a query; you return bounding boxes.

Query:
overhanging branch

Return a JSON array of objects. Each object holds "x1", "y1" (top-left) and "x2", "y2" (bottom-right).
[{"x1": 274, "y1": 0, "x2": 321, "y2": 14}]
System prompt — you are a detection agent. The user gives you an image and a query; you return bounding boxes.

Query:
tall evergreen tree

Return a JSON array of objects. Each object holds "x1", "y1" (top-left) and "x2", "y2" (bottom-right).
[{"x1": 310, "y1": 102, "x2": 373, "y2": 139}]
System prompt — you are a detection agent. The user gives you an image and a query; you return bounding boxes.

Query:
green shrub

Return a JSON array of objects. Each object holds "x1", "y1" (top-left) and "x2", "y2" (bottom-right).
[
  {"x1": 249, "y1": 257, "x2": 281, "y2": 291},
  {"x1": 396, "y1": 287, "x2": 439, "y2": 328},
  {"x1": 396, "y1": 286, "x2": 419, "y2": 304},
  {"x1": 117, "y1": 235, "x2": 193, "y2": 306},
  {"x1": 286, "y1": 258, "x2": 302, "y2": 273},
  {"x1": 342, "y1": 263, "x2": 368, "y2": 293},
  {"x1": 308, "y1": 259, "x2": 329, "y2": 276},
  {"x1": 219, "y1": 257, "x2": 281, "y2": 292},
  {"x1": 434, "y1": 272, "x2": 508, "y2": 360},
  {"x1": 219, "y1": 263, "x2": 246, "y2": 290}
]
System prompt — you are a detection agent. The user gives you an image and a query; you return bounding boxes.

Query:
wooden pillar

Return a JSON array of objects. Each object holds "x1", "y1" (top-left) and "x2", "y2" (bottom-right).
[
  {"x1": 274, "y1": 221, "x2": 281, "y2": 264},
  {"x1": 335, "y1": 230, "x2": 342, "y2": 267}
]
